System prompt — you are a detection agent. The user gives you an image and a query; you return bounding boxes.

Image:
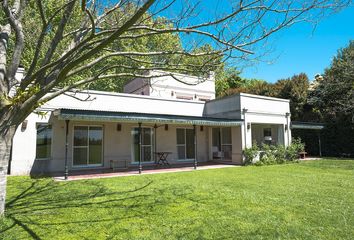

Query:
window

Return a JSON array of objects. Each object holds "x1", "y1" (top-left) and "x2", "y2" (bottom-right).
[
  {"x1": 132, "y1": 127, "x2": 153, "y2": 162},
  {"x1": 176, "y1": 128, "x2": 195, "y2": 160},
  {"x1": 176, "y1": 95, "x2": 193, "y2": 100},
  {"x1": 263, "y1": 128, "x2": 272, "y2": 144},
  {"x1": 73, "y1": 126, "x2": 103, "y2": 166},
  {"x1": 263, "y1": 128, "x2": 271, "y2": 137},
  {"x1": 36, "y1": 124, "x2": 52, "y2": 159}
]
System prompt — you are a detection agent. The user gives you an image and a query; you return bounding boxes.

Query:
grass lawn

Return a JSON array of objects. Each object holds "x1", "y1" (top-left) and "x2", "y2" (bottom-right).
[{"x1": 1, "y1": 159, "x2": 353, "y2": 240}]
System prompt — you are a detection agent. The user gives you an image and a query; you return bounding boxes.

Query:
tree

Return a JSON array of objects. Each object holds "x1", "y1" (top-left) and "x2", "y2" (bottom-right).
[
  {"x1": 215, "y1": 67, "x2": 245, "y2": 97},
  {"x1": 309, "y1": 41, "x2": 354, "y2": 121},
  {"x1": 308, "y1": 40, "x2": 354, "y2": 156},
  {"x1": 276, "y1": 73, "x2": 310, "y2": 120},
  {"x1": 0, "y1": 0, "x2": 350, "y2": 215}
]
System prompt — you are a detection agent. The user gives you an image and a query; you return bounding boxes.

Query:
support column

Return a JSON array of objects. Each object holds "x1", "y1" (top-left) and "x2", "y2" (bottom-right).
[
  {"x1": 318, "y1": 131, "x2": 322, "y2": 157},
  {"x1": 285, "y1": 112, "x2": 291, "y2": 147},
  {"x1": 193, "y1": 125, "x2": 197, "y2": 170},
  {"x1": 64, "y1": 120, "x2": 70, "y2": 180},
  {"x1": 138, "y1": 122, "x2": 142, "y2": 174},
  {"x1": 154, "y1": 124, "x2": 157, "y2": 163},
  {"x1": 241, "y1": 108, "x2": 252, "y2": 149}
]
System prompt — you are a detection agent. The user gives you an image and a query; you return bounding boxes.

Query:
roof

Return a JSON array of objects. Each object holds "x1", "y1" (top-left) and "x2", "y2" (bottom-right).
[
  {"x1": 54, "y1": 109, "x2": 243, "y2": 126},
  {"x1": 42, "y1": 89, "x2": 206, "y2": 117},
  {"x1": 291, "y1": 121, "x2": 325, "y2": 130},
  {"x1": 211, "y1": 92, "x2": 290, "y2": 103}
]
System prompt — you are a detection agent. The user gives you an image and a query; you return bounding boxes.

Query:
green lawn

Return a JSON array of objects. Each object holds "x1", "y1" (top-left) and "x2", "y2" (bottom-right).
[{"x1": 1, "y1": 159, "x2": 353, "y2": 240}]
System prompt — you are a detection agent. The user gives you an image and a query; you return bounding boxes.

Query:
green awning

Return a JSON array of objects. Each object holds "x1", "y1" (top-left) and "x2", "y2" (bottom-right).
[
  {"x1": 54, "y1": 109, "x2": 243, "y2": 126},
  {"x1": 291, "y1": 122, "x2": 325, "y2": 130}
]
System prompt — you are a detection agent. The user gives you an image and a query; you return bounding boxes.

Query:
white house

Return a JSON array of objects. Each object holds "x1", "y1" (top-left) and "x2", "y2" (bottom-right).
[{"x1": 9, "y1": 70, "x2": 292, "y2": 176}]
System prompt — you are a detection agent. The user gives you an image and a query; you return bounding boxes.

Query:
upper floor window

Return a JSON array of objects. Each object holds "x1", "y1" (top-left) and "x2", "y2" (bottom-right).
[
  {"x1": 36, "y1": 124, "x2": 52, "y2": 159},
  {"x1": 176, "y1": 95, "x2": 193, "y2": 100}
]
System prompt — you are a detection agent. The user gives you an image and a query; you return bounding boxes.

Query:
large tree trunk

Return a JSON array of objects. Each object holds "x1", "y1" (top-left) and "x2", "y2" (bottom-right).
[
  {"x1": 0, "y1": 105, "x2": 22, "y2": 216},
  {"x1": 0, "y1": 124, "x2": 16, "y2": 216}
]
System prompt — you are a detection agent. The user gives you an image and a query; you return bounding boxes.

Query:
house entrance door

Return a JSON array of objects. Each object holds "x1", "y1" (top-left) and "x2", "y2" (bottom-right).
[{"x1": 132, "y1": 127, "x2": 154, "y2": 163}]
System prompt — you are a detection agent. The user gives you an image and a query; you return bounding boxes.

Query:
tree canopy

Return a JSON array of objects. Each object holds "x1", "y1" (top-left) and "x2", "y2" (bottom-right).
[{"x1": 309, "y1": 40, "x2": 354, "y2": 122}]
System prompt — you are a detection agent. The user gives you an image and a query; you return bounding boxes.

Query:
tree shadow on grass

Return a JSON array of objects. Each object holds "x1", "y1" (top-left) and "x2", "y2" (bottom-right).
[
  {"x1": 0, "y1": 178, "x2": 204, "y2": 240},
  {"x1": 0, "y1": 178, "x2": 159, "y2": 239}
]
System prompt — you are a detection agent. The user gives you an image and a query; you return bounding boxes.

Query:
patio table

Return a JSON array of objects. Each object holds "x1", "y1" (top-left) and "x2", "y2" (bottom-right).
[{"x1": 154, "y1": 152, "x2": 172, "y2": 165}]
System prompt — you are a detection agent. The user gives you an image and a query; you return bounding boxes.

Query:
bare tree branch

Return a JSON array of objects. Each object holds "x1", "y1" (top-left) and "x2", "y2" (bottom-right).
[{"x1": 2, "y1": 0, "x2": 25, "y2": 87}]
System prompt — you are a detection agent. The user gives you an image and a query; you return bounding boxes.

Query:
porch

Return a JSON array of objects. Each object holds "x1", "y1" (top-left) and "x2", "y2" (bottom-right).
[
  {"x1": 44, "y1": 109, "x2": 244, "y2": 179},
  {"x1": 54, "y1": 162, "x2": 239, "y2": 181}
]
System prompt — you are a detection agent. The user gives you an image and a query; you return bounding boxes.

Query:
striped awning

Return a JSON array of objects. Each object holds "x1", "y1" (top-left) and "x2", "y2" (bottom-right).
[
  {"x1": 291, "y1": 121, "x2": 325, "y2": 130},
  {"x1": 54, "y1": 109, "x2": 243, "y2": 126}
]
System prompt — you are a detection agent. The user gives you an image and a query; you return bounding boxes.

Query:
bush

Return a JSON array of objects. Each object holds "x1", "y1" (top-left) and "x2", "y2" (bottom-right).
[
  {"x1": 250, "y1": 138, "x2": 305, "y2": 166},
  {"x1": 287, "y1": 138, "x2": 305, "y2": 161},
  {"x1": 243, "y1": 143, "x2": 259, "y2": 165}
]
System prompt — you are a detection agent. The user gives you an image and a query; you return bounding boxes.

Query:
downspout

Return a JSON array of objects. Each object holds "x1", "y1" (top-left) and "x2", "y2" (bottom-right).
[
  {"x1": 138, "y1": 122, "x2": 142, "y2": 174},
  {"x1": 286, "y1": 112, "x2": 290, "y2": 146},
  {"x1": 193, "y1": 125, "x2": 197, "y2": 170},
  {"x1": 7, "y1": 142, "x2": 13, "y2": 175},
  {"x1": 242, "y1": 108, "x2": 248, "y2": 148},
  {"x1": 64, "y1": 120, "x2": 70, "y2": 180},
  {"x1": 154, "y1": 124, "x2": 157, "y2": 164}
]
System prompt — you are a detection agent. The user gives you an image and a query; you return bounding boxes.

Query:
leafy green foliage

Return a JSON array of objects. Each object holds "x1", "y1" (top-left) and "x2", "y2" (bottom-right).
[
  {"x1": 306, "y1": 40, "x2": 354, "y2": 156},
  {"x1": 275, "y1": 73, "x2": 310, "y2": 120},
  {"x1": 243, "y1": 142, "x2": 259, "y2": 165},
  {"x1": 246, "y1": 138, "x2": 305, "y2": 166},
  {"x1": 217, "y1": 72, "x2": 310, "y2": 121},
  {"x1": 309, "y1": 41, "x2": 354, "y2": 121}
]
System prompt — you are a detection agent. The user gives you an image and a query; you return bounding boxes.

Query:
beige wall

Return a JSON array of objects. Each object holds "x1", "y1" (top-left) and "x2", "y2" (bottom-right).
[{"x1": 11, "y1": 116, "x2": 243, "y2": 175}]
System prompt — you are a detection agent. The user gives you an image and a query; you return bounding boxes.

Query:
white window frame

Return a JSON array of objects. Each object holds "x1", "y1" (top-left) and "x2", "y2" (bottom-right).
[{"x1": 72, "y1": 125, "x2": 104, "y2": 168}]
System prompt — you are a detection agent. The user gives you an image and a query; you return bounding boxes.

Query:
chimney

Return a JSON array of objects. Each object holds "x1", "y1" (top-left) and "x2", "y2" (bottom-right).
[{"x1": 208, "y1": 71, "x2": 215, "y2": 81}]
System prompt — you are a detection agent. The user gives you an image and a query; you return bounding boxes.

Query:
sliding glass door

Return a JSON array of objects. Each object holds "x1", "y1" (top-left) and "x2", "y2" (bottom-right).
[
  {"x1": 132, "y1": 127, "x2": 153, "y2": 163},
  {"x1": 176, "y1": 128, "x2": 195, "y2": 160},
  {"x1": 73, "y1": 126, "x2": 103, "y2": 167},
  {"x1": 212, "y1": 127, "x2": 232, "y2": 160}
]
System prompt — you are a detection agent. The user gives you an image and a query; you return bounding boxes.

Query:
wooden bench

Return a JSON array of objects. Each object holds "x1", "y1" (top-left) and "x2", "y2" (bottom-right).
[
  {"x1": 298, "y1": 152, "x2": 307, "y2": 159},
  {"x1": 110, "y1": 159, "x2": 129, "y2": 170}
]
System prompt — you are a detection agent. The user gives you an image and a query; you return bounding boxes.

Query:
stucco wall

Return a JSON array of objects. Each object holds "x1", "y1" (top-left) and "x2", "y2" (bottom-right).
[
  {"x1": 124, "y1": 70, "x2": 215, "y2": 101},
  {"x1": 43, "y1": 91, "x2": 206, "y2": 117},
  {"x1": 11, "y1": 113, "x2": 49, "y2": 175},
  {"x1": 10, "y1": 119, "x2": 217, "y2": 175}
]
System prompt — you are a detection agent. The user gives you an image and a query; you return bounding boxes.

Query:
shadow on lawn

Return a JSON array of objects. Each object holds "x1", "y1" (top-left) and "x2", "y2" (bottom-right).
[{"x1": 0, "y1": 179, "x2": 161, "y2": 240}]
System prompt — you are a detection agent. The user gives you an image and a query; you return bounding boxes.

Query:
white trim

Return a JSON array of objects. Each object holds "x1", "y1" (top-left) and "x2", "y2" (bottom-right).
[{"x1": 239, "y1": 92, "x2": 290, "y2": 102}]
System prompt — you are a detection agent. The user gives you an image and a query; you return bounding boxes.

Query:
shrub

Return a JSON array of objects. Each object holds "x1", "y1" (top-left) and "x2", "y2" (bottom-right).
[
  {"x1": 259, "y1": 144, "x2": 278, "y2": 165},
  {"x1": 243, "y1": 143, "x2": 259, "y2": 165},
  {"x1": 251, "y1": 138, "x2": 305, "y2": 166},
  {"x1": 273, "y1": 145, "x2": 287, "y2": 164},
  {"x1": 287, "y1": 138, "x2": 305, "y2": 161}
]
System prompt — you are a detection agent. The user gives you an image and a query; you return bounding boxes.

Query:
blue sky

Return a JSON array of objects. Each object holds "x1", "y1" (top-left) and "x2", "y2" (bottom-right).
[
  {"x1": 153, "y1": 1, "x2": 354, "y2": 82},
  {"x1": 240, "y1": 6, "x2": 354, "y2": 82},
  {"x1": 102, "y1": 0, "x2": 353, "y2": 83}
]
